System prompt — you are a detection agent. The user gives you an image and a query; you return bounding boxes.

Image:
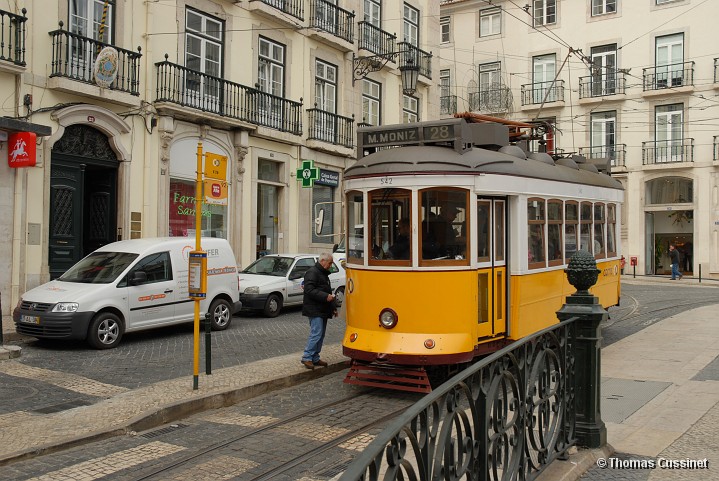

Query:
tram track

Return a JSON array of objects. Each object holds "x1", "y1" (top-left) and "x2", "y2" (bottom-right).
[{"x1": 127, "y1": 387, "x2": 417, "y2": 481}]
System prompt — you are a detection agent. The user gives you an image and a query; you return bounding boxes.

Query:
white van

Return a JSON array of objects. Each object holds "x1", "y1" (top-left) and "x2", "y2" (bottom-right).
[{"x1": 13, "y1": 237, "x2": 241, "y2": 349}]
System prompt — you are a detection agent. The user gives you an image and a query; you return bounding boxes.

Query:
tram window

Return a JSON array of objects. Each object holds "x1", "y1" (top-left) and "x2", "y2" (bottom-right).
[
  {"x1": 565, "y1": 201, "x2": 578, "y2": 260},
  {"x1": 579, "y1": 202, "x2": 592, "y2": 253},
  {"x1": 346, "y1": 191, "x2": 365, "y2": 263},
  {"x1": 477, "y1": 201, "x2": 491, "y2": 262},
  {"x1": 494, "y1": 201, "x2": 505, "y2": 262},
  {"x1": 594, "y1": 203, "x2": 606, "y2": 259},
  {"x1": 368, "y1": 188, "x2": 411, "y2": 265},
  {"x1": 528, "y1": 198, "x2": 546, "y2": 269},
  {"x1": 420, "y1": 188, "x2": 469, "y2": 264},
  {"x1": 607, "y1": 204, "x2": 617, "y2": 256},
  {"x1": 547, "y1": 200, "x2": 563, "y2": 266}
]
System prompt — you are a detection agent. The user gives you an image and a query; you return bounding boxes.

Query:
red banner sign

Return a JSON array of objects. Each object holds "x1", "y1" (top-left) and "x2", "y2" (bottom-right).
[{"x1": 8, "y1": 132, "x2": 36, "y2": 168}]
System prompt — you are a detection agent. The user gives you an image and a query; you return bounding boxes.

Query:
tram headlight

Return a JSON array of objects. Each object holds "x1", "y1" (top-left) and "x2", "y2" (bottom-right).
[{"x1": 379, "y1": 308, "x2": 398, "y2": 329}]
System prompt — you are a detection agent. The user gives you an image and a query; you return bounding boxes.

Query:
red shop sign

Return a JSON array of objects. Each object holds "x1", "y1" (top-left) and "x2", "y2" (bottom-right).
[{"x1": 8, "y1": 132, "x2": 37, "y2": 168}]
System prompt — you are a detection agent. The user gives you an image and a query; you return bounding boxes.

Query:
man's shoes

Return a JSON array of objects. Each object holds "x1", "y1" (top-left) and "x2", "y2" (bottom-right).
[
  {"x1": 301, "y1": 360, "x2": 315, "y2": 370},
  {"x1": 678, "y1": 274, "x2": 683, "y2": 280},
  {"x1": 313, "y1": 359, "x2": 328, "y2": 367}
]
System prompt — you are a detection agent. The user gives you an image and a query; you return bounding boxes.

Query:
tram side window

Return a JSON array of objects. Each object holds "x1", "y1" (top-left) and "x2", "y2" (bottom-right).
[
  {"x1": 477, "y1": 201, "x2": 491, "y2": 262},
  {"x1": 565, "y1": 201, "x2": 578, "y2": 261},
  {"x1": 420, "y1": 188, "x2": 469, "y2": 264},
  {"x1": 346, "y1": 191, "x2": 365, "y2": 262},
  {"x1": 547, "y1": 200, "x2": 563, "y2": 266},
  {"x1": 528, "y1": 198, "x2": 546, "y2": 269},
  {"x1": 594, "y1": 203, "x2": 605, "y2": 259},
  {"x1": 494, "y1": 200, "x2": 505, "y2": 262},
  {"x1": 580, "y1": 202, "x2": 592, "y2": 253},
  {"x1": 607, "y1": 204, "x2": 617, "y2": 256},
  {"x1": 368, "y1": 188, "x2": 411, "y2": 265}
]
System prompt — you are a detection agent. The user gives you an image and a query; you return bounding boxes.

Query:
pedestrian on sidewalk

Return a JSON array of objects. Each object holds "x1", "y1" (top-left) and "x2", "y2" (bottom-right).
[
  {"x1": 669, "y1": 244, "x2": 682, "y2": 280},
  {"x1": 300, "y1": 252, "x2": 338, "y2": 370}
]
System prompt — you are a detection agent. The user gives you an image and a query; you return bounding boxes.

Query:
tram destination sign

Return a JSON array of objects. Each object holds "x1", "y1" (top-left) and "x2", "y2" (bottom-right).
[{"x1": 358, "y1": 118, "x2": 472, "y2": 155}]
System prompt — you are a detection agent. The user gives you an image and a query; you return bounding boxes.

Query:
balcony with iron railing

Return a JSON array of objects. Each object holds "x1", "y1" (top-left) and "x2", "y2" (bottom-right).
[
  {"x1": 578, "y1": 144, "x2": 627, "y2": 169},
  {"x1": 521, "y1": 80, "x2": 565, "y2": 106},
  {"x1": 357, "y1": 21, "x2": 396, "y2": 57},
  {"x1": 307, "y1": 107, "x2": 354, "y2": 148},
  {"x1": 250, "y1": 0, "x2": 304, "y2": 22},
  {"x1": 155, "y1": 56, "x2": 302, "y2": 135},
  {"x1": 643, "y1": 61, "x2": 694, "y2": 91},
  {"x1": 397, "y1": 41, "x2": 432, "y2": 79},
  {"x1": 579, "y1": 71, "x2": 626, "y2": 98},
  {"x1": 0, "y1": 8, "x2": 27, "y2": 69},
  {"x1": 642, "y1": 138, "x2": 694, "y2": 165},
  {"x1": 439, "y1": 95, "x2": 457, "y2": 115},
  {"x1": 469, "y1": 87, "x2": 512, "y2": 113},
  {"x1": 309, "y1": 0, "x2": 354, "y2": 45},
  {"x1": 49, "y1": 22, "x2": 141, "y2": 96}
]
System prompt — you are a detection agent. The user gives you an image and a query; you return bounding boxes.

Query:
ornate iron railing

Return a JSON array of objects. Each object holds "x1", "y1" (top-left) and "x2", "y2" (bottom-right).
[
  {"x1": 440, "y1": 95, "x2": 457, "y2": 115},
  {"x1": 307, "y1": 108, "x2": 354, "y2": 148},
  {"x1": 310, "y1": 0, "x2": 354, "y2": 43},
  {"x1": 521, "y1": 80, "x2": 565, "y2": 106},
  {"x1": 642, "y1": 61, "x2": 694, "y2": 91},
  {"x1": 49, "y1": 23, "x2": 142, "y2": 95},
  {"x1": 469, "y1": 87, "x2": 513, "y2": 113},
  {"x1": 155, "y1": 57, "x2": 302, "y2": 135},
  {"x1": 397, "y1": 41, "x2": 432, "y2": 79},
  {"x1": 358, "y1": 21, "x2": 396, "y2": 57},
  {"x1": 339, "y1": 318, "x2": 578, "y2": 481},
  {"x1": 642, "y1": 138, "x2": 694, "y2": 164},
  {"x1": 578, "y1": 71, "x2": 626, "y2": 98},
  {"x1": 579, "y1": 144, "x2": 626, "y2": 168},
  {"x1": 256, "y1": 0, "x2": 304, "y2": 21},
  {"x1": 0, "y1": 7, "x2": 27, "y2": 66}
]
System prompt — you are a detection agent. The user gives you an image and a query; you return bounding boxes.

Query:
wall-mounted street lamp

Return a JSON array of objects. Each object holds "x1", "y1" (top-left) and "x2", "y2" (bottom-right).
[{"x1": 352, "y1": 49, "x2": 420, "y2": 96}]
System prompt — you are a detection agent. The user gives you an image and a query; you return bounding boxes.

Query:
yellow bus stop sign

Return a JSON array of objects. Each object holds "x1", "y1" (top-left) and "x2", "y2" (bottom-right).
[{"x1": 205, "y1": 152, "x2": 227, "y2": 181}]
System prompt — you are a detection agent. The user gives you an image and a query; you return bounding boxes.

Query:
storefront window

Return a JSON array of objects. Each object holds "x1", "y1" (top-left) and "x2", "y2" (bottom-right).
[
  {"x1": 169, "y1": 179, "x2": 227, "y2": 238},
  {"x1": 646, "y1": 177, "x2": 692, "y2": 204}
]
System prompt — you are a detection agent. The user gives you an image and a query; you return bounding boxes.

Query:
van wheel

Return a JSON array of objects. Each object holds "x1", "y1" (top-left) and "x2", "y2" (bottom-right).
[
  {"x1": 263, "y1": 294, "x2": 282, "y2": 318},
  {"x1": 87, "y1": 312, "x2": 123, "y2": 349},
  {"x1": 209, "y1": 298, "x2": 232, "y2": 330}
]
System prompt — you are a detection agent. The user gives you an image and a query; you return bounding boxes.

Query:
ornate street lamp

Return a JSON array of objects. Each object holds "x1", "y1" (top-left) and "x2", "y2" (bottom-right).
[{"x1": 352, "y1": 47, "x2": 424, "y2": 96}]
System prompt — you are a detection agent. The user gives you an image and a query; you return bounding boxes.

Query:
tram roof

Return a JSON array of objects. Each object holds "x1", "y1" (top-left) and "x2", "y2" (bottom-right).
[{"x1": 344, "y1": 144, "x2": 624, "y2": 191}]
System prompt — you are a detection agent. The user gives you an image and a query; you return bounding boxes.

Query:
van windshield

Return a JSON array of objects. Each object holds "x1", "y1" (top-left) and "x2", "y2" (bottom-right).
[
  {"x1": 59, "y1": 252, "x2": 139, "y2": 284},
  {"x1": 242, "y1": 256, "x2": 294, "y2": 277}
]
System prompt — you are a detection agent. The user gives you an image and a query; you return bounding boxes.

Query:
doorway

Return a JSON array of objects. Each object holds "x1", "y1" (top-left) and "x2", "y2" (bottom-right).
[
  {"x1": 477, "y1": 197, "x2": 507, "y2": 339},
  {"x1": 49, "y1": 125, "x2": 119, "y2": 279}
]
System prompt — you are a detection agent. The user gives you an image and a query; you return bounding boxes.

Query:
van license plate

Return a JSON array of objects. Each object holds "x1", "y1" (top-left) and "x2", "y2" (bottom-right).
[{"x1": 20, "y1": 315, "x2": 40, "y2": 324}]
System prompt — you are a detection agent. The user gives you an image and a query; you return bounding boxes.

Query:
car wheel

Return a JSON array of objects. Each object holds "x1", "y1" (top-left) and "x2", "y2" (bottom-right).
[
  {"x1": 334, "y1": 286, "x2": 345, "y2": 307},
  {"x1": 263, "y1": 293, "x2": 283, "y2": 317},
  {"x1": 87, "y1": 312, "x2": 123, "y2": 349},
  {"x1": 209, "y1": 298, "x2": 233, "y2": 331}
]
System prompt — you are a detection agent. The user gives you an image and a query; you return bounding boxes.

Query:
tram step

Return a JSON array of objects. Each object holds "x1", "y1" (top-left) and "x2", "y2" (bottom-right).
[{"x1": 343, "y1": 362, "x2": 432, "y2": 393}]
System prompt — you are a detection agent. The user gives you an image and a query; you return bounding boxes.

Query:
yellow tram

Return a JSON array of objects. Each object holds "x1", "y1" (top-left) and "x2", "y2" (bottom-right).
[{"x1": 341, "y1": 116, "x2": 623, "y2": 392}]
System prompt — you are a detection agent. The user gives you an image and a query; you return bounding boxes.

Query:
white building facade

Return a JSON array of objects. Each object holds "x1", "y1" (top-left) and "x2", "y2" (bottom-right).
[
  {"x1": 0, "y1": 0, "x2": 439, "y2": 318},
  {"x1": 439, "y1": 0, "x2": 719, "y2": 278}
]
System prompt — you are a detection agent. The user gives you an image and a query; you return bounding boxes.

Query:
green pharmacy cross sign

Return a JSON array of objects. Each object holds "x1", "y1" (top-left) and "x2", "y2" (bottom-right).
[{"x1": 297, "y1": 159, "x2": 320, "y2": 188}]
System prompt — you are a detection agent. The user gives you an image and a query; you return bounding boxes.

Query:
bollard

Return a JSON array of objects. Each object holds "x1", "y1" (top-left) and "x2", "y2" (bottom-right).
[
  {"x1": 699, "y1": 264, "x2": 702, "y2": 283},
  {"x1": 556, "y1": 250, "x2": 607, "y2": 449},
  {"x1": 204, "y1": 312, "x2": 212, "y2": 375}
]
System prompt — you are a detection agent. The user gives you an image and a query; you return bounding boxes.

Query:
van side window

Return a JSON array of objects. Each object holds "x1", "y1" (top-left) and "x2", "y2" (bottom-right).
[{"x1": 131, "y1": 252, "x2": 172, "y2": 285}]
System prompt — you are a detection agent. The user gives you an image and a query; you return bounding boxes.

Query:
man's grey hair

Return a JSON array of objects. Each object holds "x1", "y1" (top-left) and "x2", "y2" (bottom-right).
[{"x1": 319, "y1": 252, "x2": 333, "y2": 263}]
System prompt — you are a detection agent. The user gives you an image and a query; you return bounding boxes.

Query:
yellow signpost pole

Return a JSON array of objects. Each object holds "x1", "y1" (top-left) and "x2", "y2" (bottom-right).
[{"x1": 193, "y1": 142, "x2": 203, "y2": 390}]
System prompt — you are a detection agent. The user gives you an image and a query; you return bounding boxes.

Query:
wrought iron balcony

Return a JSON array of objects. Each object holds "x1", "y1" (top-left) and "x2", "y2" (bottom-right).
[
  {"x1": 521, "y1": 80, "x2": 565, "y2": 106},
  {"x1": 642, "y1": 139, "x2": 694, "y2": 165},
  {"x1": 357, "y1": 21, "x2": 396, "y2": 57},
  {"x1": 579, "y1": 71, "x2": 626, "y2": 98},
  {"x1": 439, "y1": 95, "x2": 457, "y2": 115},
  {"x1": 256, "y1": 0, "x2": 303, "y2": 21},
  {"x1": 49, "y1": 23, "x2": 141, "y2": 95},
  {"x1": 469, "y1": 87, "x2": 513, "y2": 112},
  {"x1": 155, "y1": 57, "x2": 302, "y2": 135},
  {"x1": 579, "y1": 144, "x2": 626, "y2": 168},
  {"x1": 396, "y1": 42, "x2": 431, "y2": 79},
  {"x1": 643, "y1": 61, "x2": 694, "y2": 91},
  {"x1": 307, "y1": 107, "x2": 354, "y2": 148},
  {"x1": 0, "y1": 8, "x2": 27, "y2": 66},
  {"x1": 310, "y1": 0, "x2": 354, "y2": 44}
]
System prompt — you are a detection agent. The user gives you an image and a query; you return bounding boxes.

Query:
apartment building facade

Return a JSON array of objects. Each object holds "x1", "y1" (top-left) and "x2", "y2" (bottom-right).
[
  {"x1": 439, "y1": 0, "x2": 719, "y2": 278},
  {"x1": 0, "y1": 0, "x2": 439, "y2": 317}
]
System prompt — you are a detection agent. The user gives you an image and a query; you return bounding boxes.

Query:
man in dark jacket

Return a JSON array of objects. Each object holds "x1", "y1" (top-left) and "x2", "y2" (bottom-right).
[
  {"x1": 301, "y1": 253, "x2": 337, "y2": 369},
  {"x1": 669, "y1": 243, "x2": 682, "y2": 280}
]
